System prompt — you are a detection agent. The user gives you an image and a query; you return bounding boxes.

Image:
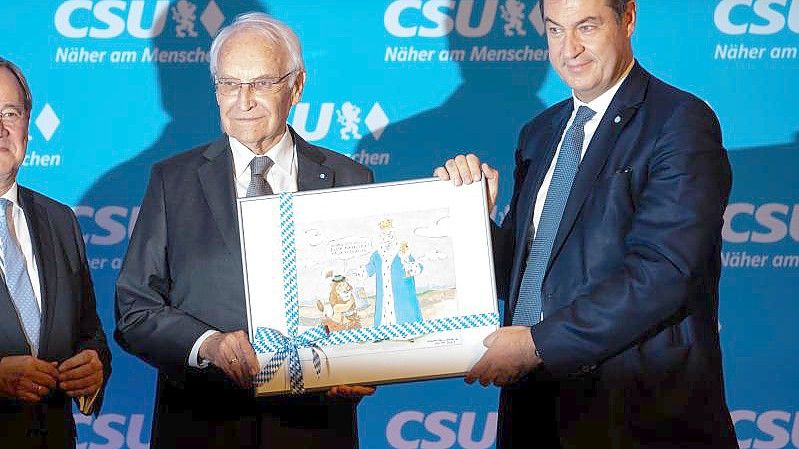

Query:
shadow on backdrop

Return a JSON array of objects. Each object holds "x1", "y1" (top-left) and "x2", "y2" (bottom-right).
[
  {"x1": 74, "y1": 1, "x2": 267, "y2": 445},
  {"x1": 79, "y1": 0, "x2": 268, "y2": 220},
  {"x1": 356, "y1": 4, "x2": 550, "y2": 215}
]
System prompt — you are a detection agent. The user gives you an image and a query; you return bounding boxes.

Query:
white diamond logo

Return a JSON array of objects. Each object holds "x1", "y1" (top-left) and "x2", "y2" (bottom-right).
[
  {"x1": 364, "y1": 103, "x2": 389, "y2": 140},
  {"x1": 527, "y1": 1, "x2": 545, "y2": 36},
  {"x1": 201, "y1": 1, "x2": 225, "y2": 37},
  {"x1": 35, "y1": 104, "x2": 60, "y2": 142}
]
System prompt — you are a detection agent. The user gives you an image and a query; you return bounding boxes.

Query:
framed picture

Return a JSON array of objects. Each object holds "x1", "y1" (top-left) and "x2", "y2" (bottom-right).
[{"x1": 237, "y1": 178, "x2": 499, "y2": 395}]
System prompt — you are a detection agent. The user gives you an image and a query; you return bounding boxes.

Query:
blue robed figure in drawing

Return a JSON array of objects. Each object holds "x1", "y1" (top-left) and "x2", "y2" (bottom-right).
[{"x1": 366, "y1": 219, "x2": 424, "y2": 326}]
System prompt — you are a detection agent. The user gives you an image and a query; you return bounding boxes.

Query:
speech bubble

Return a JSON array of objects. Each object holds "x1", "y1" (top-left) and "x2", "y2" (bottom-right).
[{"x1": 329, "y1": 237, "x2": 372, "y2": 260}]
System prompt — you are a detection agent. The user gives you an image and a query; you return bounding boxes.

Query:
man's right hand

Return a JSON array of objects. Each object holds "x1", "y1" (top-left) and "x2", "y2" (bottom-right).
[
  {"x1": 434, "y1": 154, "x2": 499, "y2": 214},
  {"x1": 198, "y1": 330, "x2": 260, "y2": 388},
  {"x1": 0, "y1": 355, "x2": 59, "y2": 402}
]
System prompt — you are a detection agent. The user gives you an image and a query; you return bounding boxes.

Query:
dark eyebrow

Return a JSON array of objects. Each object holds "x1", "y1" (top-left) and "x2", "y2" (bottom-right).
[{"x1": 545, "y1": 16, "x2": 602, "y2": 27}]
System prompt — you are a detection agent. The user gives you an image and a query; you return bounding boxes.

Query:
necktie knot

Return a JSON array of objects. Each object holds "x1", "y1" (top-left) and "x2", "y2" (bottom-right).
[
  {"x1": 246, "y1": 156, "x2": 275, "y2": 197},
  {"x1": 250, "y1": 156, "x2": 274, "y2": 177},
  {"x1": 573, "y1": 105, "x2": 596, "y2": 128},
  {"x1": 0, "y1": 198, "x2": 10, "y2": 219}
]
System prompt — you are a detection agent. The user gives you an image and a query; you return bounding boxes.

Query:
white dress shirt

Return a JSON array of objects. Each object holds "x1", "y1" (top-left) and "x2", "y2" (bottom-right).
[
  {"x1": 188, "y1": 127, "x2": 299, "y2": 368},
  {"x1": 531, "y1": 62, "x2": 634, "y2": 236}
]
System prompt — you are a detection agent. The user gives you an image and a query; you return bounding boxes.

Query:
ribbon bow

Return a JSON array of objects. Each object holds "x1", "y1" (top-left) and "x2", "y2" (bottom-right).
[{"x1": 253, "y1": 325, "x2": 329, "y2": 394}]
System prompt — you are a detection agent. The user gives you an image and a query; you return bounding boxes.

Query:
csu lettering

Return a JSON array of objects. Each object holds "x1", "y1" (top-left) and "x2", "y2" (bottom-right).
[
  {"x1": 723, "y1": 203, "x2": 799, "y2": 244},
  {"x1": 384, "y1": 0, "x2": 501, "y2": 38},
  {"x1": 55, "y1": 0, "x2": 169, "y2": 38},
  {"x1": 386, "y1": 411, "x2": 496, "y2": 449},
  {"x1": 715, "y1": 0, "x2": 799, "y2": 35},
  {"x1": 733, "y1": 410, "x2": 799, "y2": 449},
  {"x1": 75, "y1": 205, "x2": 140, "y2": 246}
]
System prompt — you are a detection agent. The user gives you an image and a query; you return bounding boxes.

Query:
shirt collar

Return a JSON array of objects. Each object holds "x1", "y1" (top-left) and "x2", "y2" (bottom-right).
[
  {"x1": 0, "y1": 182, "x2": 20, "y2": 209},
  {"x1": 572, "y1": 60, "x2": 635, "y2": 119},
  {"x1": 229, "y1": 127, "x2": 295, "y2": 179}
]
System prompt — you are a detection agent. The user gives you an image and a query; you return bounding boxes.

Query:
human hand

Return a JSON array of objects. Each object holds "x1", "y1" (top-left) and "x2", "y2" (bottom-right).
[
  {"x1": 465, "y1": 326, "x2": 541, "y2": 387},
  {"x1": 199, "y1": 330, "x2": 260, "y2": 388},
  {"x1": 58, "y1": 349, "x2": 104, "y2": 398},
  {"x1": 434, "y1": 154, "x2": 499, "y2": 213},
  {"x1": 0, "y1": 355, "x2": 59, "y2": 402},
  {"x1": 326, "y1": 384, "x2": 376, "y2": 399}
]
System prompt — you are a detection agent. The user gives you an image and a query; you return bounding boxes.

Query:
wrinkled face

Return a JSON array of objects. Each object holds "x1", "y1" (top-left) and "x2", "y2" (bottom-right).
[
  {"x1": 0, "y1": 67, "x2": 28, "y2": 186},
  {"x1": 215, "y1": 30, "x2": 305, "y2": 154},
  {"x1": 544, "y1": 0, "x2": 635, "y2": 102}
]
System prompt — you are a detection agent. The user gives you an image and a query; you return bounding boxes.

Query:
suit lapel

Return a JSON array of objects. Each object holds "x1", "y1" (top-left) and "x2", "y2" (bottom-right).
[
  {"x1": 198, "y1": 137, "x2": 240, "y2": 254},
  {"x1": 16, "y1": 188, "x2": 56, "y2": 356},
  {"x1": 548, "y1": 62, "x2": 648, "y2": 270},
  {"x1": 291, "y1": 127, "x2": 334, "y2": 192}
]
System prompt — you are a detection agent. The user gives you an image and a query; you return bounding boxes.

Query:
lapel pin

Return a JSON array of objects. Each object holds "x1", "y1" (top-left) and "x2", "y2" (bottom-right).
[
  {"x1": 319, "y1": 173, "x2": 326, "y2": 179},
  {"x1": 614, "y1": 115, "x2": 621, "y2": 124}
]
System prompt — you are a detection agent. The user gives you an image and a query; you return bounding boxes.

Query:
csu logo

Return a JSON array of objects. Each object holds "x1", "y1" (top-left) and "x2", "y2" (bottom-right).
[
  {"x1": 714, "y1": 0, "x2": 799, "y2": 35},
  {"x1": 723, "y1": 202, "x2": 799, "y2": 244},
  {"x1": 54, "y1": 0, "x2": 225, "y2": 39},
  {"x1": 732, "y1": 410, "x2": 799, "y2": 449},
  {"x1": 386, "y1": 411, "x2": 496, "y2": 449},
  {"x1": 291, "y1": 102, "x2": 390, "y2": 142},
  {"x1": 384, "y1": 0, "x2": 545, "y2": 38}
]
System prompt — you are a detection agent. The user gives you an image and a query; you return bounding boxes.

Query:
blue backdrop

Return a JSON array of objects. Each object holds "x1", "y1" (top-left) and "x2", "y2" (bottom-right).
[{"x1": 2, "y1": 1, "x2": 797, "y2": 448}]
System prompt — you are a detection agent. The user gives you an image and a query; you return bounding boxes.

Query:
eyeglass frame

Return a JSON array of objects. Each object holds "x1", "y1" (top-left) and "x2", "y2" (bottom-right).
[{"x1": 214, "y1": 70, "x2": 298, "y2": 96}]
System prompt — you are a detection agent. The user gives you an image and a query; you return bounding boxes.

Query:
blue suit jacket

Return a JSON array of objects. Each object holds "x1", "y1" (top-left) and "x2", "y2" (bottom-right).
[{"x1": 493, "y1": 62, "x2": 738, "y2": 448}]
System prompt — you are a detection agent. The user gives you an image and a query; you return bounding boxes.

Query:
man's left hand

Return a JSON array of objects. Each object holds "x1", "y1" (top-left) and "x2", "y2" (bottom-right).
[
  {"x1": 465, "y1": 326, "x2": 541, "y2": 387},
  {"x1": 326, "y1": 384, "x2": 376, "y2": 399},
  {"x1": 58, "y1": 349, "x2": 104, "y2": 397}
]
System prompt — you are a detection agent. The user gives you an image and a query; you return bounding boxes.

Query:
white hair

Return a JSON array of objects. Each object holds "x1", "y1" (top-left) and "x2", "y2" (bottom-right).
[{"x1": 208, "y1": 12, "x2": 305, "y2": 76}]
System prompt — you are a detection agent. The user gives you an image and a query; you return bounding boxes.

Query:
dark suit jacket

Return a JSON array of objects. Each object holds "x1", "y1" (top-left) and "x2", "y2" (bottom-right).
[
  {"x1": 0, "y1": 186, "x2": 111, "y2": 449},
  {"x1": 493, "y1": 62, "x2": 738, "y2": 449},
  {"x1": 115, "y1": 128, "x2": 373, "y2": 449}
]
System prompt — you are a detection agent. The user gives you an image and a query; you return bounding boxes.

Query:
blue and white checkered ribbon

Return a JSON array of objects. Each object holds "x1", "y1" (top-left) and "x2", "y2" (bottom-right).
[{"x1": 252, "y1": 192, "x2": 500, "y2": 394}]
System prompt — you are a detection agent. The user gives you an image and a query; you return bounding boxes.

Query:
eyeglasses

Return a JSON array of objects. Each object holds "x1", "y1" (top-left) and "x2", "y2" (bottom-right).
[
  {"x1": 0, "y1": 106, "x2": 25, "y2": 125},
  {"x1": 214, "y1": 71, "x2": 296, "y2": 96}
]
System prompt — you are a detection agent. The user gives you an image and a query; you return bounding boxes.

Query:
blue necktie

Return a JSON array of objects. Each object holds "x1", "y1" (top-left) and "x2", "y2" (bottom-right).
[
  {"x1": 512, "y1": 106, "x2": 596, "y2": 326},
  {"x1": 0, "y1": 198, "x2": 41, "y2": 354}
]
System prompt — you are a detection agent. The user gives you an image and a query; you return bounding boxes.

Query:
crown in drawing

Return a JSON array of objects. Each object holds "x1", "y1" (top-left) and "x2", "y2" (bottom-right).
[{"x1": 378, "y1": 218, "x2": 393, "y2": 230}]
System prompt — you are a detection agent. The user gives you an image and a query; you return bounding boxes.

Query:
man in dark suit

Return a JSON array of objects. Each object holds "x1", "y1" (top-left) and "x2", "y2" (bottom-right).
[
  {"x1": 0, "y1": 57, "x2": 111, "y2": 448},
  {"x1": 437, "y1": 1, "x2": 738, "y2": 447},
  {"x1": 114, "y1": 13, "x2": 374, "y2": 449}
]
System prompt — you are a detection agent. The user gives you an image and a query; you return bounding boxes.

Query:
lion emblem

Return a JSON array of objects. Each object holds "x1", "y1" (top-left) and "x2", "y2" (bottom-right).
[
  {"x1": 172, "y1": 0, "x2": 198, "y2": 38},
  {"x1": 500, "y1": 0, "x2": 527, "y2": 37}
]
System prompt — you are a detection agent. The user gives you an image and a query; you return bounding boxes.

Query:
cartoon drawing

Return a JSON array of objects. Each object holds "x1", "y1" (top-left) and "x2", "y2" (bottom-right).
[
  {"x1": 336, "y1": 101, "x2": 363, "y2": 140},
  {"x1": 172, "y1": 0, "x2": 199, "y2": 38},
  {"x1": 316, "y1": 274, "x2": 361, "y2": 332},
  {"x1": 500, "y1": 0, "x2": 527, "y2": 37},
  {"x1": 364, "y1": 219, "x2": 424, "y2": 327}
]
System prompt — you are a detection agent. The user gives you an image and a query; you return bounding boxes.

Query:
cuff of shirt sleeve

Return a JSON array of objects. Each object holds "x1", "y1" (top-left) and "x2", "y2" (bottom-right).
[{"x1": 189, "y1": 330, "x2": 219, "y2": 368}]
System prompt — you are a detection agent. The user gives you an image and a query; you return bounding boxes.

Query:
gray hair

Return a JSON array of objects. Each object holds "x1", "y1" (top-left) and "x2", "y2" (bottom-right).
[
  {"x1": 0, "y1": 57, "x2": 32, "y2": 113},
  {"x1": 209, "y1": 12, "x2": 305, "y2": 77}
]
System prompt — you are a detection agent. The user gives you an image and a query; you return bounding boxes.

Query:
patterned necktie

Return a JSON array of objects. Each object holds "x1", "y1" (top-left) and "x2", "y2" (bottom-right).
[
  {"x1": 512, "y1": 105, "x2": 596, "y2": 326},
  {"x1": 246, "y1": 156, "x2": 275, "y2": 197},
  {"x1": 0, "y1": 198, "x2": 41, "y2": 354}
]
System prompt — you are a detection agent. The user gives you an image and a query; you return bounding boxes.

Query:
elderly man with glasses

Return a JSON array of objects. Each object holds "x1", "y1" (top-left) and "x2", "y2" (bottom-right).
[{"x1": 115, "y1": 12, "x2": 374, "y2": 449}]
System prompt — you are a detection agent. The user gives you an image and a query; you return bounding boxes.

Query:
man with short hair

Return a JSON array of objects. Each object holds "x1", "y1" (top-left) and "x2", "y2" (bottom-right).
[
  {"x1": 437, "y1": 1, "x2": 738, "y2": 447},
  {"x1": 0, "y1": 57, "x2": 111, "y2": 448},
  {"x1": 115, "y1": 13, "x2": 374, "y2": 449}
]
